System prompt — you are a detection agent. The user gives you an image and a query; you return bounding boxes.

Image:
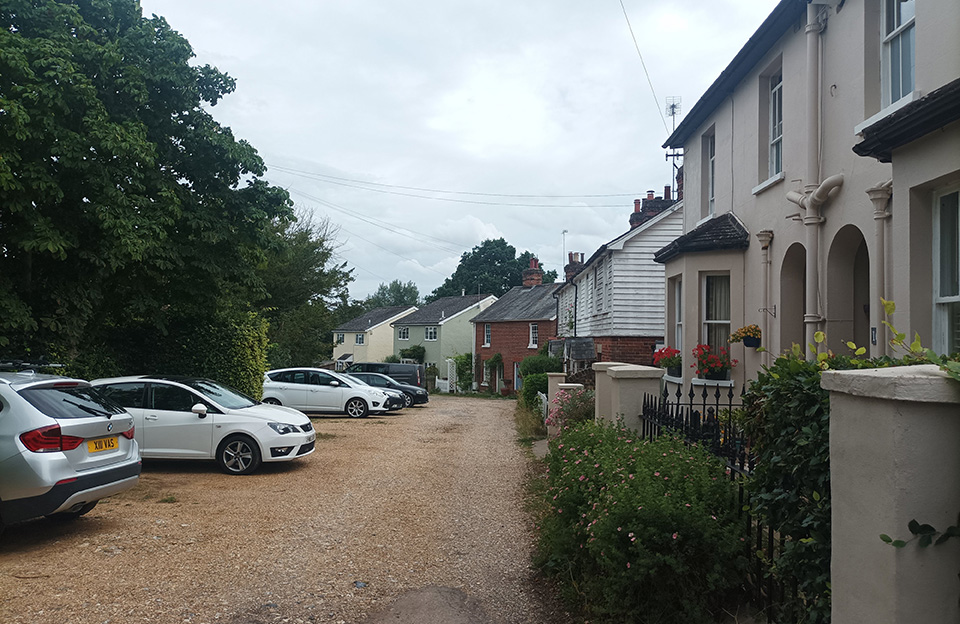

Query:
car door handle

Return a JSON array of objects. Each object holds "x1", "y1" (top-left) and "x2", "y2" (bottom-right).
[{"x1": 145, "y1": 414, "x2": 159, "y2": 421}]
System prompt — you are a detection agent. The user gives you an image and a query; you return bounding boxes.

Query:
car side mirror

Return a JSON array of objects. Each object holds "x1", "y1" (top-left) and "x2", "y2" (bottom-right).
[
  {"x1": 329, "y1": 381, "x2": 339, "y2": 387},
  {"x1": 192, "y1": 403, "x2": 208, "y2": 418}
]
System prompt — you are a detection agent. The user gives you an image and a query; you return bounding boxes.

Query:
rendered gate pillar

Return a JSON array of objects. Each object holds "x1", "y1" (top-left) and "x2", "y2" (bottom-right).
[
  {"x1": 821, "y1": 365, "x2": 960, "y2": 624},
  {"x1": 592, "y1": 361, "x2": 630, "y2": 422},
  {"x1": 546, "y1": 372, "x2": 567, "y2": 407},
  {"x1": 606, "y1": 365, "x2": 664, "y2": 432}
]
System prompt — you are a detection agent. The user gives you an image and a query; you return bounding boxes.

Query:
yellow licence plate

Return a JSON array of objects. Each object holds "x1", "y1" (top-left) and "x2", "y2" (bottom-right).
[{"x1": 88, "y1": 436, "x2": 118, "y2": 453}]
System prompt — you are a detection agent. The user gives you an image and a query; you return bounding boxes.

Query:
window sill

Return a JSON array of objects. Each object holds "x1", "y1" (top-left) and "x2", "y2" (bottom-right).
[
  {"x1": 752, "y1": 172, "x2": 784, "y2": 195},
  {"x1": 481, "y1": 343, "x2": 490, "y2": 348},
  {"x1": 695, "y1": 212, "x2": 715, "y2": 228},
  {"x1": 528, "y1": 344, "x2": 538, "y2": 349},
  {"x1": 854, "y1": 91, "x2": 921, "y2": 136},
  {"x1": 691, "y1": 378, "x2": 734, "y2": 388}
]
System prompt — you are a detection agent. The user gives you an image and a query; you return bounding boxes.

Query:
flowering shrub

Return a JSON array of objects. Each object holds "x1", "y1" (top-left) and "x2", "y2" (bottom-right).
[
  {"x1": 728, "y1": 324, "x2": 762, "y2": 343},
  {"x1": 692, "y1": 343, "x2": 737, "y2": 375},
  {"x1": 536, "y1": 421, "x2": 747, "y2": 621},
  {"x1": 544, "y1": 387, "x2": 594, "y2": 430},
  {"x1": 652, "y1": 346, "x2": 682, "y2": 368}
]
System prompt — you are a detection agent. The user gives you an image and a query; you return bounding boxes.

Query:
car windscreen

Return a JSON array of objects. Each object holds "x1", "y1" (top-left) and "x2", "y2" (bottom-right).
[
  {"x1": 19, "y1": 384, "x2": 127, "y2": 420},
  {"x1": 177, "y1": 379, "x2": 257, "y2": 409}
]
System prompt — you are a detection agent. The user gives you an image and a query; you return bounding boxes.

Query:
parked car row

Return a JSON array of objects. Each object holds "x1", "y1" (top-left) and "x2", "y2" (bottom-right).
[{"x1": 1, "y1": 365, "x2": 427, "y2": 533}]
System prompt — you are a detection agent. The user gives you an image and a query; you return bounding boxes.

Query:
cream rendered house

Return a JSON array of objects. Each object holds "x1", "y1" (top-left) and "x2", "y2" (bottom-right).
[
  {"x1": 656, "y1": 0, "x2": 960, "y2": 387},
  {"x1": 332, "y1": 306, "x2": 417, "y2": 370}
]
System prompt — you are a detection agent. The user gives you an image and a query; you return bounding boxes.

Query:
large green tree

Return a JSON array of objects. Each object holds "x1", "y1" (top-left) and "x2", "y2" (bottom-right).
[
  {"x1": 0, "y1": 0, "x2": 291, "y2": 355},
  {"x1": 257, "y1": 212, "x2": 354, "y2": 367},
  {"x1": 363, "y1": 279, "x2": 420, "y2": 310},
  {"x1": 429, "y1": 238, "x2": 557, "y2": 300}
]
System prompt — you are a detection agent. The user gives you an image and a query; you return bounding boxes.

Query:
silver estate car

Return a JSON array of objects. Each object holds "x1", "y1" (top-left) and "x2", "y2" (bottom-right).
[{"x1": 0, "y1": 372, "x2": 141, "y2": 532}]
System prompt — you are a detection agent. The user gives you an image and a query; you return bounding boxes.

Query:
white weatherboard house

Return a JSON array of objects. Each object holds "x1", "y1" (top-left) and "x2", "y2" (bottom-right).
[
  {"x1": 656, "y1": 0, "x2": 960, "y2": 388},
  {"x1": 555, "y1": 191, "x2": 683, "y2": 367}
]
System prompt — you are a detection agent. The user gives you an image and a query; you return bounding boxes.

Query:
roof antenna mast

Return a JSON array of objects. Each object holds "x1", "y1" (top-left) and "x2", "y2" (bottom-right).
[{"x1": 664, "y1": 96, "x2": 683, "y2": 199}]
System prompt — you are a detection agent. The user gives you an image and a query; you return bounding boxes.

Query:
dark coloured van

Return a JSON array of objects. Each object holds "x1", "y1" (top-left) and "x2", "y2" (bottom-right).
[{"x1": 345, "y1": 362, "x2": 426, "y2": 388}]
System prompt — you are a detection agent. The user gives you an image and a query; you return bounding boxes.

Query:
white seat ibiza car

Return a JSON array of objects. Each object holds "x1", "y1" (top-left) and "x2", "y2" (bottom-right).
[
  {"x1": 91, "y1": 376, "x2": 315, "y2": 475},
  {"x1": 262, "y1": 368, "x2": 390, "y2": 418}
]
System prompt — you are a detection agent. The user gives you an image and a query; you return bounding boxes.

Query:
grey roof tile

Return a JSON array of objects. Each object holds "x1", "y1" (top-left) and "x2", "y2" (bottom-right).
[
  {"x1": 397, "y1": 295, "x2": 494, "y2": 326},
  {"x1": 334, "y1": 306, "x2": 417, "y2": 332},
  {"x1": 472, "y1": 283, "x2": 562, "y2": 323},
  {"x1": 654, "y1": 212, "x2": 749, "y2": 263}
]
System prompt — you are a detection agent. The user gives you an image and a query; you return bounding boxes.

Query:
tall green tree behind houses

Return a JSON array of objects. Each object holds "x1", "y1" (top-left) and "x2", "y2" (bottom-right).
[{"x1": 429, "y1": 238, "x2": 557, "y2": 301}]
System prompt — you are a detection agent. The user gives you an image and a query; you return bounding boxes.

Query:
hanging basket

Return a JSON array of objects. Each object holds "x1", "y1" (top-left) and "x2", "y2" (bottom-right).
[{"x1": 743, "y1": 336, "x2": 761, "y2": 348}]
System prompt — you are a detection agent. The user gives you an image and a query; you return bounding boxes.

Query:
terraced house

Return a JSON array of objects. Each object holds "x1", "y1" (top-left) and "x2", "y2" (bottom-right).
[
  {"x1": 656, "y1": 0, "x2": 960, "y2": 388},
  {"x1": 332, "y1": 305, "x2": 417, "y2": 370},
  {"x1": 392, "y1": 294, "x2": 497, "y2": 373}
]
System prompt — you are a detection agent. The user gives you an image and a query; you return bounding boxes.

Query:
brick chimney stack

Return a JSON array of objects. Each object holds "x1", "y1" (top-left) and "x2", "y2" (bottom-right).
[
  {"x1": 630, "y1": 184, "x2": 679, "y2": 229},
  {"x1": 564, "y1": 252, "x2": 584, "y2": 282},
  {"x1": 664, "y1": 185, "x2": 671, "y2": 201},
  {"x1": 522, "y1": 257, "x2": 543, "y2": 287}
]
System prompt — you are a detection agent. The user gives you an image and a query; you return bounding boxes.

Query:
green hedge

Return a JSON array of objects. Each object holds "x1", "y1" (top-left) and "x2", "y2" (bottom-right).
[
  {"x1": 519, "y1": 354, "x2": 562, "y2": 376},
  {"x1": 536, "y1": 420, "x2": 747, "y2": 622},
  {"x1": 519, "y1": 372, "x2": 548, "y2": 408}
]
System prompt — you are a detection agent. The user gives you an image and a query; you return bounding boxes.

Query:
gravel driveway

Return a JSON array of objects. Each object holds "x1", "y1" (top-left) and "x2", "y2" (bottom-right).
[{"x1": 0, "y1": 395, "x2": 574, "y2": 624}]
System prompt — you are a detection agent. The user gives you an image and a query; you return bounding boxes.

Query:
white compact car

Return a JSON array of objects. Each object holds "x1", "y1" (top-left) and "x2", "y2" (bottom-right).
[
  {"x1": 91, "y1": 376, "x2": 315, "y2": 475},
  {"x1": 262, "y1": 368, "x2": 390, "y2": 417}
]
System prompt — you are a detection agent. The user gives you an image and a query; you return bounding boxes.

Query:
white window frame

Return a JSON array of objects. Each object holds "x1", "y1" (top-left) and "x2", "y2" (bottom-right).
[
  {"x1": 702, "y1": 130, "x2": 716, "y2": 218},
  {"x1": 335, "y1": 333, "x2": 344, "y2": 344},
  {"x1": 934, "y1": 186, "x2": 960, "y2": 354},
  {"x1": 398, "y1": 326, "x2": 409, "y2": 341},
  {"x1": 529, "y1": 323, "x2": 539, "y2": 348},
  {"x1": 483, "y1": 323, "x2": 491, "y2": 347},
  {"x1": 701, "y1": 273, "x2": 731, "y2": 350},
  {"x1": 355, "y1": 333, "x2": 364, "y2": 346},
  {"x1": 595, "y1": 260, "x2": 604, "y2": 312},
  {"x1": 769, "y1": 71, "x2": 783, "y2": 178},
  {"x1": 882, "y1": 0, "x2": 916, "y2": 107},
  {"x1": 425, "y1": 326, "x2": 438, "y2": 341}
]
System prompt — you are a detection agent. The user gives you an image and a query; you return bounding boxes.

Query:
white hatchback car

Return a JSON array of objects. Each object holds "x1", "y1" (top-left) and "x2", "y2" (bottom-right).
[
  {"x1": 262, "y1": 368, "x2": 389, "y2": 418},
  {"x1": 91, "y1": 376, "x2": 315, "y2": 475}
]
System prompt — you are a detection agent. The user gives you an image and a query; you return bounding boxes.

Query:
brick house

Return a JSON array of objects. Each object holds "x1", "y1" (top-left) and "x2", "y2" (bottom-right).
[
  {"x1": 471, "y1": 259, "x2": 561, "y2": 393},
  {"x1": 554, "y1": 189, "x2": 683, "y2": 368}
]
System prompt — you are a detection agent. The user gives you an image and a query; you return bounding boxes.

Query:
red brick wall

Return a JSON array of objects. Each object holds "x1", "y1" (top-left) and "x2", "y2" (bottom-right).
[
  {"x1": 475, "y1": 319, "x2": 558, "y2": 391},
  {"x1": 591, "y1": 335, "x2": 662, "y2": 366}
]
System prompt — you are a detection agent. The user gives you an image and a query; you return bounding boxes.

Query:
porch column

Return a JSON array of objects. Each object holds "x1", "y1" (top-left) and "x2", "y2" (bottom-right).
[
  {"x1": 867, "y1": 181, "x2": 893, "y2": 358},
  {"x1": 756, "y1": 230, "x2": 774, "y2": 364}
]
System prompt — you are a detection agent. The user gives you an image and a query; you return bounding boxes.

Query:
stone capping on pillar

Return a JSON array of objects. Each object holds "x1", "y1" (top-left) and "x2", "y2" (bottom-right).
[
  {"x1": 592, "y1": 362, "x2": 631, "y2": 424},
  {"x1": 820, "y1": 363, "x2": 960, "y2": 403}
]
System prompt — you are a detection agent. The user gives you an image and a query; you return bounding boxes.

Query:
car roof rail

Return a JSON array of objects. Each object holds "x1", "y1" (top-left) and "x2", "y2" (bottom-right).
[{"x1": 0, "y1": 359, "x2": 66, "y2": 372}]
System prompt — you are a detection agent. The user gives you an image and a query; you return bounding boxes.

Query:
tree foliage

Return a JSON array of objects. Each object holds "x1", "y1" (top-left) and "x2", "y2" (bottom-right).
[
  {"x1": 429, "y1": 238, "x2": 557, "y2": 301},
  {"x1": 363, "y1": 279, "x2": 420, "y2": 310},
  {"x1": 0, "y1": 0, "x2": 292, "y2": 355}
]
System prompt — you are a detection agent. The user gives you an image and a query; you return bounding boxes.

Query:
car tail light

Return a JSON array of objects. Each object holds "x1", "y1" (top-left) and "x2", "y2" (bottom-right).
[
  {"x1": 20, "y1": 424, "x2": 84, "y2": 453},
  {"x1": 120, "y1": 426, "x2": 135, "y2": 440}
]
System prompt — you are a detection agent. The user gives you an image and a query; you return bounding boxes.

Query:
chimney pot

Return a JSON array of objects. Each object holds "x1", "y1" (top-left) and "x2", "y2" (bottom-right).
[
  {"x1": 664, "y1": 185, "x2": 671, "y2": 201},
  {"x1": 647, "y1": 190, "x2": 655, "y2": 200},
  {"x1": 634, "y1": 199, "x2": 642, "y2": 213}
]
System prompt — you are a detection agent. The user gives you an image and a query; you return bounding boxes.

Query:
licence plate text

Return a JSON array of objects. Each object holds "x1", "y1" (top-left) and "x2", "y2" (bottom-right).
[{"x1": 88, "y1": 436, "x2": 118, "y2": 453}]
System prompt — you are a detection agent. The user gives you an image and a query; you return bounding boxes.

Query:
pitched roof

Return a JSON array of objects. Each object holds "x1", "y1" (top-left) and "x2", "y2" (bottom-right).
[
  {"x1": 654, "y1": 212, "x2": 750, "y2": 263},
  {"x1": 663, "y1": 0, "x2": 805, "y2": 149},
  {"x1": 333, "y1": 306, "x2": 417, "y2": 332},
  {"x1": 395, "y1": 294, "x2": 494, "y2": 326},
  {"x1": 471, "y1": 283, "x2": 562, "y2": 323}
]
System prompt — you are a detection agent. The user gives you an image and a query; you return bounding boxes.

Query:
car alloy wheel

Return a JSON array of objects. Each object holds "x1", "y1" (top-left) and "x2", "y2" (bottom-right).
[
  {"x1": 217, "y1": 435, "x2": 262, "y2": 475},
  {"x1": 402, "y1": 393, "x2": 413, "y2": 408},
  {"x1": 262, "y1": 397, "x2": 281, "y2": 405},
  {"x1": 345, "y1": 398, "x2": 368, "y2": 418}
]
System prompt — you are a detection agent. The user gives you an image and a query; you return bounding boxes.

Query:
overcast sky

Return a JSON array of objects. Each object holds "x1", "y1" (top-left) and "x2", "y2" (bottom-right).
[{"x1": 139, "y1": 0, "x2": 780, "y2": 300}]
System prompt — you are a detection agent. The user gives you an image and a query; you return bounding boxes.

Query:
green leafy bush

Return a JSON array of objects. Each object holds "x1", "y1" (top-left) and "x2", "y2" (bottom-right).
[
  {"x1": 536, "y1": 421, "x2": 747, "y2": 622},
  {"x1": 519, "y1": 372, "x2": 548, "y2": 408},
  {"x1": 399, "y1": 344, "x2": 425, "y2": 363},
  {"x1": 519, "y1": 354, "x2": 562, "y2": 376},
  {"x1": 453, "y1": 353, "x2": 473, "y2": 392},
  {"x1": 742, "y1": 342, "x2": 917, "y2": 623}
]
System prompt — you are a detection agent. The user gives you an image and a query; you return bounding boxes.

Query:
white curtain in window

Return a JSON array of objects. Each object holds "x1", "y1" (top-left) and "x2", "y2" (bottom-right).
[{"x1": 705, "y1": 275, "x2": 731, "y2": 349}]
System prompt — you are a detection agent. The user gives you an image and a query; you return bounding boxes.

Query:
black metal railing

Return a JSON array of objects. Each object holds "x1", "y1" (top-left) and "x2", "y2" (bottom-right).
[{"x1": 640, "y1": 383, "x2": 795, "y2": 624}]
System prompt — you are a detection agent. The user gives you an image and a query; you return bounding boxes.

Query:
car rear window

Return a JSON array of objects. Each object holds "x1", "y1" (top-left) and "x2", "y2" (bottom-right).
[{"x1": 19, "y1": 385, "x2": 127, "y2": 420}]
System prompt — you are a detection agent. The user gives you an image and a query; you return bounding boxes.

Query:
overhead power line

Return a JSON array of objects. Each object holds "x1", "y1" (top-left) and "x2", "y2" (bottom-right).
[
  {"x1": 267, "y1": 164, "x2": 645, "y2": 199},
  {"x1": 619, "y1": 0, "x2": 670, "y2": 135}
]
